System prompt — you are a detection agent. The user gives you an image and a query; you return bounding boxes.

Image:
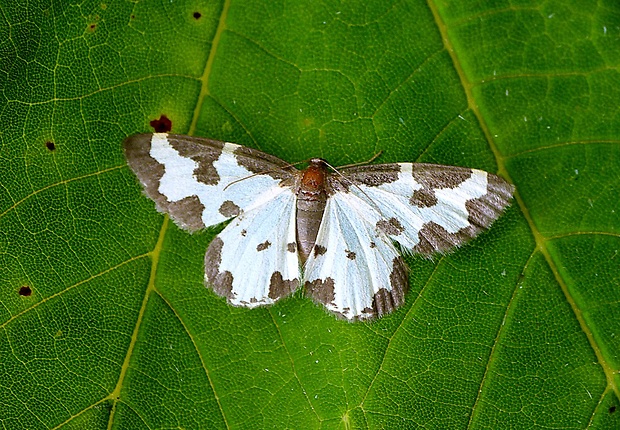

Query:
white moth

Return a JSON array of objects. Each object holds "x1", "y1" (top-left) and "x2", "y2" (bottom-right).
[{"x1": 124, "y1": 133, "x2": 514, "y2": 320}]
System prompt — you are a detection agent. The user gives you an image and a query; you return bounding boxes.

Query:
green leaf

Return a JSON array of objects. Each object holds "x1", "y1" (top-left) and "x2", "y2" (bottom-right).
[{"x1": 1, "y1": 0, "x2": 618, "y2": 428}]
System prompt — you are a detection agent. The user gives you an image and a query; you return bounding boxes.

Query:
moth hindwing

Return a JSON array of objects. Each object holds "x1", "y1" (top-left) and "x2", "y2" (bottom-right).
[{"x1": 124, "y1": 133, "x2": 514, "y2": 321}]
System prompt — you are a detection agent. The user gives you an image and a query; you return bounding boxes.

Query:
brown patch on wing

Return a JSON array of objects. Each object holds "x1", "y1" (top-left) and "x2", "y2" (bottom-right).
[
  {"x1": 410, "y1": 188, "x2": 438, "y2": 207},
  {"x1": 313, "y1": 244, "x2": 327, "y2": 257},
  {"x1": 345, "y1": 250, "x2": 356, "y2": 260},
  {"x1": 167, "y1": 195, "x2": 206, "y2": 231},
  {"x1": 233, "y1": 145, "x2": 296, "y2": 180},
  {"x1": 338, "y1": 163, "x2": 402, "y2": 190},
  {"x1": 256, "y1": 240, "x2": 271, "y2": 251},
  {"x1": 365, "y1": 257, "x2": 409, "y2": 319},
  {"x1": 376, "y1": 217, "x2": 404, "y2": 236},
  {"x1": 287, "y1": 242, "x2": 297, "y2": 253},
  {"x1": 305, "y1": 277, "x2": 335, "y2": 305},
  {"x1": 268, "y1": 272, "x2": 298, "y2": 300},
  {"x1": 413, "y1": 222, "x2": 462, "y2": 254},
  {"x1": 412, "y1": 164, "x2": 473, "y2": 189},
  {"x1": 204, "y1": 237, "x2": 234, "y2": 299},
  {"x1": 413, "y1": 173, "x2": 514, "y2": 255},
  {"x1": 409, "y1": 164, "x2": 473, "y2": 208},
  {"x1": 219, "y1": 200, "x2": 241, "y2": 217},
  {"x1": 124, "y1": 134, "x2": 207, "y2": 231},
  {"x1": 467, "y1": 173, "x2": 515, "y2": 228},
  {"x1": 164, "y1": 134, "x2": 225, "y2": 186},
  {"x1": 388, "y1": 257, "x2": 409, "y2": 307}
]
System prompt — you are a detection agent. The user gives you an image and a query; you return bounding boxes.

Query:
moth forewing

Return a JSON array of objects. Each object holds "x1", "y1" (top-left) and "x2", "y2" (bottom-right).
[
  {"x1": 123, "y1": 133, "x2": 296, "y2": 231},
  {"x1": 342, "y1": 163, "x2": 514, "y2": 255}
]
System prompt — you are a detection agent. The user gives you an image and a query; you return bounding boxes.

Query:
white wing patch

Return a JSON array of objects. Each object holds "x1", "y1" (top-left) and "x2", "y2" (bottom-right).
[
  {"x1": 304, "y1": 191, "x2": 408, "y2": 320},
  {"x1": 205, "y1": 188, "x2": 300, "y2": 307}
]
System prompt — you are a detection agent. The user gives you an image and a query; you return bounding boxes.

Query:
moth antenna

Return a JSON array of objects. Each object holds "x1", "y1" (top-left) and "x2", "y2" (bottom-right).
[
  {"x1": 337, "y1": 150, "x2": 383, "y2": 169},
  {"x1": 223, "y1": 160, "x2": 305, "y2": 191}
]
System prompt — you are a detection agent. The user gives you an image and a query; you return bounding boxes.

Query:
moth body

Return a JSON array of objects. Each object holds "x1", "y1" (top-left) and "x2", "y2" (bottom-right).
[{"x1": 295, "y1": 159, "x2": 330, "y2": 263}]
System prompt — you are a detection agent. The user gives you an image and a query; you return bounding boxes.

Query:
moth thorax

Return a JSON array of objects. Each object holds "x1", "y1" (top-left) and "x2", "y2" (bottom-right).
[
  {"x1": 301, "y1": 161, "x2": 327, "y2": 189},
  {"x1": 296, "y1": 161, "x2": 329, "y2": 263}
]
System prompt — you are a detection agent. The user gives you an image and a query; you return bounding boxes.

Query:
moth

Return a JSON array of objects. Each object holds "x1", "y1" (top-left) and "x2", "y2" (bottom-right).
[{"x1": 124, "y1": 133, "x2": 514, "y2": 320}]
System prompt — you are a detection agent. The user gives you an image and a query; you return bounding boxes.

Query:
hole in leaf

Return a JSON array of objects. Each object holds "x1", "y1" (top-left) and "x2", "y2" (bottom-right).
[
  {"x1": 19, "y1": 286, "x2": 32, "y2": 296},
  {"x1": 193, "y1": 11, "x2": 202, "y2": 19},
  {"x1": 45, "y1": 141, "x2": 56, "y2": 151},
  {"x1": 610, "y1": 406, "x2": 617, "y2": 414},
  {"x1": 150, "y1": 115, "x2": 172, "y2": 132}
]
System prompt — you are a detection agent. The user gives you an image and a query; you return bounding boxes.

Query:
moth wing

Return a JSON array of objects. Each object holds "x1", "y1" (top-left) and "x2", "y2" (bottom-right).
[
  {"x1": 124, "y1": 133, "x2": 296, "y2": 231},
  {"x1": 342, "y1": 163, "x2": 514, "y2": 255},
  {"x1": 303, "y1": 191, "x2": 408, "y2": 321},
  {"x1": 205, "y1": 187, "x2": 301, "y2": 307}
]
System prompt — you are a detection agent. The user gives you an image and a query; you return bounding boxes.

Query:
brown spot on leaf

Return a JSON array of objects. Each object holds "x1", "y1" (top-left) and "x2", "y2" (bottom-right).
[
  {"x1": 241, "y1": 229, "x2": 247, "y2": 237},
  {"x1": 287, "y1": 242, "x2": 297, "y2": 253},
  {"x1": 370, "y1": 242, "x2": 376, "y2": 248},
  {"x1": 313, "y1": 244, "x2": 327, "y2": 257},
  {"x1": 410, "y1": 188, "x2": 437, "y2": 207},
  {"x1": 219, "y1": 200, "x2": 240, "y2": 217},
  {"x1": 609, "y1": 405, "x2": 616, "y2": 414},
  {"x1": 204, "y1": 237, "x2": 234, "y2": 299},
  {"x1": 268, "y1": 272, "x2": 298, "y2": 300},
  {"x1": 149, "y1": 115, "x2": 172, "y2": 132},
  {"x1": 19, "y1": 286, "x2": 32, "y2": 296},
  {"x1": 345, "y1": 250, "x2": 356, "y2": 260},
  {"x1": 376, "y1": 217, "x2": 404, "y2": 236},
  {"x1": 45, "y1": 141, "x2": 56, "y2": 151},
  {"x1": 256, "y1": 240, "x2": 271, "y2": 252},
  {"x1": 305, "y1": 277, "x2": 335, "y2": 305}
]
